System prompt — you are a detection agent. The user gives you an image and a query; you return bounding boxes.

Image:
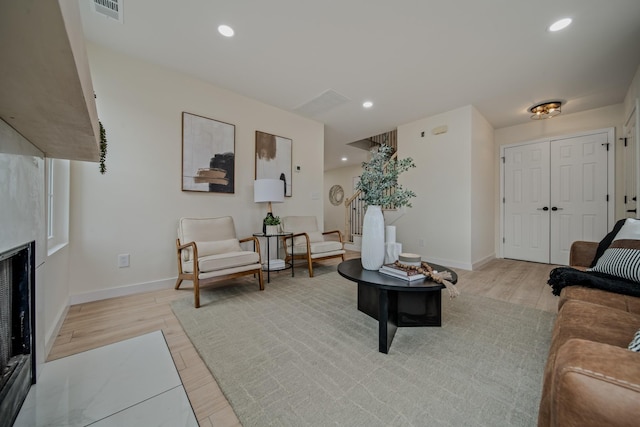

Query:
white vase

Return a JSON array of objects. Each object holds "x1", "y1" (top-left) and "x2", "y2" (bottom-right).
[
  {"x1": 361, "y1": 205, "x2": 385, "y2": 270},
  {"x1": 265, "y1": 225, "x2": 279, "y2": 235}
]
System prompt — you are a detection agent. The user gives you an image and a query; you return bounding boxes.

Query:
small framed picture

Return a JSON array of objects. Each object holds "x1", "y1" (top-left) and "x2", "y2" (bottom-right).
[
  {"x1": 182, "y1": 112, "x2": 235, "y2": 193},
  {"x1": 255, "y1": 130, "x2": 292, "y2": 197}
]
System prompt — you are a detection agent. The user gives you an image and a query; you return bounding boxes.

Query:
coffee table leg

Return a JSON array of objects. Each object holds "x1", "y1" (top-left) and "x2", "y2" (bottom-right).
[{"x1": 378, "y1": 289, "x2": 398, "y2": 354}]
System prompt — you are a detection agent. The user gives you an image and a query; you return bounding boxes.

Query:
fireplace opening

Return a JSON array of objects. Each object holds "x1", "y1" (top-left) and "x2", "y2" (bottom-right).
[{"x1": 0, "y1": 241, "x2": 36, "y2": 427}]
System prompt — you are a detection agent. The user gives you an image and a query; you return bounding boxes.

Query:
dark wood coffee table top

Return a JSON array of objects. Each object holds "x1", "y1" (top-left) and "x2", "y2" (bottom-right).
[{"x1": 337, "y1": 258, "x2": 457, "y2": 292}]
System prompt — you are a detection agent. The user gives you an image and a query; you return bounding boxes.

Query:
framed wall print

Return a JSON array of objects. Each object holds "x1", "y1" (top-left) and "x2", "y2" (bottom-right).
[
  {"x1": 255, "y1": 131, "x2": 292, "y2": 197},
  {"x1": 182, "y1": 112, "x2": 235, "y2": 193}
]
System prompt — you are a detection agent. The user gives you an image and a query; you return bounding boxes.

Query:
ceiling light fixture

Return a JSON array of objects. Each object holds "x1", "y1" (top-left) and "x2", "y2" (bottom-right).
[
  {"x1": 362, "y1": 101, "x2": 373, "y2": 109},
  {"x1": 218, "y1": 24, "x2": 235, "y2": 37},
  {"x1": 529, "y1": 101, "x2": 562, "y2": 120},
  {"x1": 549, "y1": 18, "x2": 572, "y2": 32},
  {"x1": 341, "y1": 157, "x2": 348, "y2": 162}
]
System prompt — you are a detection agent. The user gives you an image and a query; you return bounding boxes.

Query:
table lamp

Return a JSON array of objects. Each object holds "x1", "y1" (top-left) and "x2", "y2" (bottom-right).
[{"x1": 254, "y1": 179, "x2": 285, "y2": 233}]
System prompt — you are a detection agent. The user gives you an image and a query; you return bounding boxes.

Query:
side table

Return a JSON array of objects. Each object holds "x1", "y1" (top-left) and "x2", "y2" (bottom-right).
[{"x1": 253, "y1": 232, "x2": 294, "y2": 283}]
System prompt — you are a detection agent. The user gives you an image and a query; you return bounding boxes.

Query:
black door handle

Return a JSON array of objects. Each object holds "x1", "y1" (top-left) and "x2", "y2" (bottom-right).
[
  {"x1": 551, "y1": 207, "x2": 563, "y2": 211},
  {"x1": 537, "y1": 207, "x2": 549, "y2": 211},
  {"x1": 627, "y1": 209, "x2": 637, "y2": 213}
]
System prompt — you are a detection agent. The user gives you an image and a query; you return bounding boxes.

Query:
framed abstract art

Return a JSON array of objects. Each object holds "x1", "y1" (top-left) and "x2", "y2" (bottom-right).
[
  {"x1": 182, "y1": 112, "x2": 235, "y2": 193},
  {"x1": 255, "y1": 130, "x2": 292, "y2": 197}
]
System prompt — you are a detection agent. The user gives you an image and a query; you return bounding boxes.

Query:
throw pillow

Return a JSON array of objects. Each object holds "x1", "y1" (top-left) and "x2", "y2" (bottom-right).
[
  {"x1": 614, "y1": 218, "x2": 640, "y2": 240},
  {"x1": 628, "y1": 329, "x2": 640, "y2": 352},
  {"x1": 590, "y1": 218, "x2": 627, "y2": 267},
  {"x1": 589, "y1": 239, "x2": 640, "y2": 282}
]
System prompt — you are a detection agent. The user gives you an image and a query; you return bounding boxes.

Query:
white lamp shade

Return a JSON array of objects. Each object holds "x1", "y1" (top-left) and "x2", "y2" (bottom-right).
[{"x1": 254, "y1": 179, "x2": 285, "y2": 203}]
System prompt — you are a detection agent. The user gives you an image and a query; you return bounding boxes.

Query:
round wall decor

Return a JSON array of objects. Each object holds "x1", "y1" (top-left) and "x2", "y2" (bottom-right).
[{"x1": 329, "y1": 185, "x2": 344, "y2": 206}]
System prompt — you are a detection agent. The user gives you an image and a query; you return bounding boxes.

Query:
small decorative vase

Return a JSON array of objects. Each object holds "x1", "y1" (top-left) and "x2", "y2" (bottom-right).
[
  {"x1": 361, "y1": 205, "x2": 385, "y2": 270},
  {"x1": 265, "y1": 225, "x2": 279, "y2": 235}
]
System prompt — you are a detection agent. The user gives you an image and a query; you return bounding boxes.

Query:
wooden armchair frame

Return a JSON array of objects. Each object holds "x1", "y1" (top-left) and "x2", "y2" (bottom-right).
[
  {"x1": 175, "y1": 236, "x2": 264, "y2": 308},
  {"x1": 281, "y1": 229, "x2": 345, "y2": 277}
]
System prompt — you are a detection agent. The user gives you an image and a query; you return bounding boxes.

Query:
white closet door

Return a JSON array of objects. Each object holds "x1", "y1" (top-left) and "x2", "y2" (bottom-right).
[
  {"x1": 624, "y1": 107, "x2": 638, "y2": 218},
  {"x1": 549, "y1": 133, "x2": 609, "y2": 265},
  {"x1": 503, "y1": 141, "x2": 550, "y2": 263}
]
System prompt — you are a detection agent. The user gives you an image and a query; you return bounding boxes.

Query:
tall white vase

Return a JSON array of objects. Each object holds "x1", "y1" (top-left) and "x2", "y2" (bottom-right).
[{"x1": 361, "y1": 205, "x2": 385, "y2": 270}]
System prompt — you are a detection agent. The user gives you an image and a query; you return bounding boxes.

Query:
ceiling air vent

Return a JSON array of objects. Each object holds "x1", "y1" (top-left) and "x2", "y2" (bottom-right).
[
  {"x1": 93, "y1": 0, "x2": 124, "y2": 24},
  {"x1": 294, "y1": 89, "x2": 350, "y2": 117}
]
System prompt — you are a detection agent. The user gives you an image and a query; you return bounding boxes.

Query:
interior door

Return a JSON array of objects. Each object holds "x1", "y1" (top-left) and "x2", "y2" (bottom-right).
[
  {"x1": 624, "y1": 108, "x2": 638, "y2": 218},
  {"x1": 549, "y1": 133, "x2": 609, "y2": 265},
  {"x1": 503, "y1": 141, "x2": 550, "y2": 263}
]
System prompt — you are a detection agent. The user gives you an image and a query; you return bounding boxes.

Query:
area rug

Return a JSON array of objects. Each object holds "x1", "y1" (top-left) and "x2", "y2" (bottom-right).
[{"x1": 171, "y1": 266, "x2": 555, "y2": 427}]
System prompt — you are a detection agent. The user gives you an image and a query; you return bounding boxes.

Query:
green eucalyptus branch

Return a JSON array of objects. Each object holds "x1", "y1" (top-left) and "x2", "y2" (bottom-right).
[{"x1": 356, "y1": 144, "x2": 416, "y2": 208}]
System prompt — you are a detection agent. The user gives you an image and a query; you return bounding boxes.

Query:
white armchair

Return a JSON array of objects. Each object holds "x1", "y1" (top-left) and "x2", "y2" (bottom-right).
[
  {"x1": 280, "y1": 216, "x2": 345, "y2": 277},
  {"x1": 175, "y1": 216, "x2": 264, "y2": 308}
]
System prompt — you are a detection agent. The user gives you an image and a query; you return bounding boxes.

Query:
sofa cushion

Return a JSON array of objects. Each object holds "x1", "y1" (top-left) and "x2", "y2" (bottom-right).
[
  {"x1": 559, "y1": 286, "x2": 640, "y2": 315},
  {"x1": 551, "y1": 300, "x2": 640, "y2": 353},
  {"x1": 546, "y1": 338, "x2": 640, "y2": 427}
]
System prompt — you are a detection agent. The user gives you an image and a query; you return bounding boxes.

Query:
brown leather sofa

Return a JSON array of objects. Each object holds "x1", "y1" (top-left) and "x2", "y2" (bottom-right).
[{"x1": 538, "y1": 241, "x2": 640, "y2": 427}]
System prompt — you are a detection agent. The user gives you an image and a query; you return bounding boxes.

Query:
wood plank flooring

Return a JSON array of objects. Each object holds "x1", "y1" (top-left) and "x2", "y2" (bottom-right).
[{"x1": 48, "y1": 253, "x2": 560, "y2": 426}]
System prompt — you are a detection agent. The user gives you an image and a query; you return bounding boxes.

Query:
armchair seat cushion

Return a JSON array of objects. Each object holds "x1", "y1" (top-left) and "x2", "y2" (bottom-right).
[
  {"x1": 309, "y1": 249, "x2": 346, "y2": 259},
  {"x1": 182, "y1": 238, "x2": 242, "y2": 262},
  {"x1": 198, "y1": 263, "x2": 263, "y2": 280},
  {"x1": 183, "y1": 251, "x2": 259, "y2": 273},
  {"x1": 290, "y1": 240, "x2": 344, "y2": 255}
]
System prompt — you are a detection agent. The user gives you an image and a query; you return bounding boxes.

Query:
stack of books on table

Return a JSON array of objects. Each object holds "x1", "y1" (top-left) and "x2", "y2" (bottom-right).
[{"x1": 378, "y1": 264, "x2": 426, "y2": 281}]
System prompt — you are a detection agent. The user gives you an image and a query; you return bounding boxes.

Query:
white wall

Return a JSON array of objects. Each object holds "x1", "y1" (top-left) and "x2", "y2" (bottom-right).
[
  {"x1": 396, "y1": 106, "x2": 476, "y2": 269},
  {"x1": 624, "y1": 65, "x2": 640, "y2": 119},
  {"x1": 64, "y1": 43, "x2": 324, "y2": 302},
  {"x1": 470, "y1": 107, "x2": 495, "y2": 267},
  {"x1": 323, "y1": 163, "x2": 362, "y2": 234}
]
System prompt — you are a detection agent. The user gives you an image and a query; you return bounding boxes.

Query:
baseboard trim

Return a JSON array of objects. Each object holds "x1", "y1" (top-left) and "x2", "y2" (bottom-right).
[
  {"x1": 471, "y1": 254, "x2": 495, "y2": 270},
  {"x1": 422, "y1": 256, "x2": 472, "y2": 271},
  {"x1": 44, "y1": 300, "x2": 69, "y2": 360},
  {"x1": 344, "y1": 243, "x2": 361, "y2": 252},
  {"x1": 69, "y1": 277, "x2": 176, "y2": 305}
]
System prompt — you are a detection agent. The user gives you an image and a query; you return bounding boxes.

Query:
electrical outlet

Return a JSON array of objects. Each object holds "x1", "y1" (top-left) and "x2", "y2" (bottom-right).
[
  {"x1": 418, "y1": 239, "x2": 425, "y2": 248},
  {"x1": 118, "y1": 254, "x2": 130, "y2": 268}
]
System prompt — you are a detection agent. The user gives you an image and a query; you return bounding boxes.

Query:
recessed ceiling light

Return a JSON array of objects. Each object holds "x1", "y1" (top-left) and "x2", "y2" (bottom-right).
[
  {"x1": 218, "y1": 25, "x2": 235, "y2": 37},
  {"x1": 362, "y1": 101, "x2": 373, "y2": 109},
  {"x1": 341, "y1": 157, "x2": 348, "y2": 162},
  {"x1": 549, "y1": 18, "x2": 572, "y2": 32}
]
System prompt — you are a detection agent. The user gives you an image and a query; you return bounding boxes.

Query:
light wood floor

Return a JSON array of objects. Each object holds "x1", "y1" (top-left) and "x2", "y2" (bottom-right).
[{"x1": 48, "y1": 253, "x2": 560, "y2": 426}]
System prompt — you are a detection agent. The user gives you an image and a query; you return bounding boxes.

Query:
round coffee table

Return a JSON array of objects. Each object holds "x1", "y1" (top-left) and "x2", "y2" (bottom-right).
[{"x1": 337, "y1": 258, "x2": 457, "y2": 354}]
